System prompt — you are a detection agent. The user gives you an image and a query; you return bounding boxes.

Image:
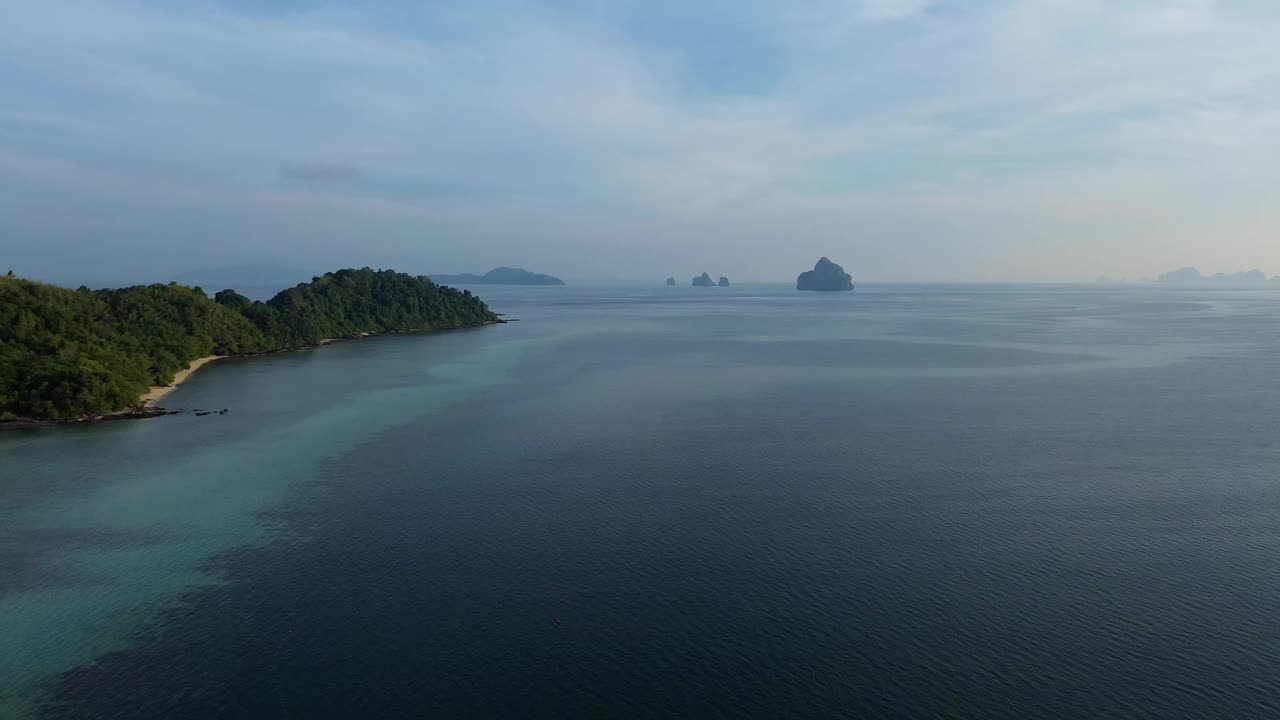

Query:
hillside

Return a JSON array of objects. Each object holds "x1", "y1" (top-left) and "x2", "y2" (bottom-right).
[{"x1": 0, "y1": 269, "x2": 497, "y2": 421}]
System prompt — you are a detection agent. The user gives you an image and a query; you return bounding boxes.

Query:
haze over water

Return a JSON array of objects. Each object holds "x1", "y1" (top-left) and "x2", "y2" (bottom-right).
[{"x1": 5, "y1": 284, "x2": 1280, "y2": 718}]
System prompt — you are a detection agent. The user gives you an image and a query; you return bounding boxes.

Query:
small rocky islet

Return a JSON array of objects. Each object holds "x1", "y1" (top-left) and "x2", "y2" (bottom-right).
[
  {"x1": 687, "y1": 272, "x2": 731, "y2": 287},
  {"x1": 670, "y1": 260, "x2": 854, "y2": 291},
  {"x1": 797, "y1": 257, "x2": 854, "y2": 291}
]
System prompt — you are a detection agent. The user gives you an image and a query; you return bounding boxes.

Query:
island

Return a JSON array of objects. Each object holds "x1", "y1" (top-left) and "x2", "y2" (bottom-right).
[
  {"x1": 797, "y1": 257, "x2": 855, "y2": 291},
  {"x1": 0, "y1": 268, "x2": 499, "y2": 422},
  {"x1": 172, "y1": 264, "x2": 312, "y2": 291},
  {"x1": 429, "y1": 267, "x2": 564, "y2": 286},
  {"x1": 665, "y1": 277, "x2": 676, "y2": 286},
  {"x1": 1156, "y1": 267, "x2": 1273, "y2": 285},
  {"x1": 718, "y1": 277, "x2": 730, "y2": 287},
  {"x1": 693, "y1": 272, "x2": 716, "y2": 287}
]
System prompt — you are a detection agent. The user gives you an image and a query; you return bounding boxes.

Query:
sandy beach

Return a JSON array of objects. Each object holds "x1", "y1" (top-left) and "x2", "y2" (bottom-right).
[
  {"x1": 126, "y1": 323, "x2": 503, "y2": 415},
  {"x1": 141, "y1": 356, "x2": 222, "y2": 407}
]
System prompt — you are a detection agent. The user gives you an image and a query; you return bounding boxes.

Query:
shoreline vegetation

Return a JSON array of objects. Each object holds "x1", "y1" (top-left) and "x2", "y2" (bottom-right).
[
  {"x1": 1, "y1": 268, "x2": 503, "y2": 425},
  {"x1": 8, "y1": 321, "x2": 507, "y2": 427}
]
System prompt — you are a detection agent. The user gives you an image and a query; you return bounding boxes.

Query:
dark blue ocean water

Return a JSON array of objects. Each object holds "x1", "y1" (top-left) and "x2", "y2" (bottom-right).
[{"x1": 5, "y1": 284, "x2": 1280, "y2": 719}]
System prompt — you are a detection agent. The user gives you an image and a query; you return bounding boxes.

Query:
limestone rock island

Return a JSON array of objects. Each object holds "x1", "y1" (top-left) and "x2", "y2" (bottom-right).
[
  {"x1": 718, "y1": 276, "x2": 730, "y2": 287},
  {"x1": 797, "y1": 257, "x2": 854, "y2": 291},
  {"x1": 693, "y1": 272, "x2": 716, "y2": 287},
  {"x1": 666, "y1": 277, "x2": 676, "y2": 286}
]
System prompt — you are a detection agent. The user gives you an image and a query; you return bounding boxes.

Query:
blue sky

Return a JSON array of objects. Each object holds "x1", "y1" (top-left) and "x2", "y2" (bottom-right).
[{"x1": 2, "y1": 0, "x2": 1279, "y2": 284}]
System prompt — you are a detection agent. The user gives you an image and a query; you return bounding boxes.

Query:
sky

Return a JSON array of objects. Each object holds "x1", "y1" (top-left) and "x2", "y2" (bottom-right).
[{"x1": 2, "y1": 0, "x2": 1280, "y2": 285}]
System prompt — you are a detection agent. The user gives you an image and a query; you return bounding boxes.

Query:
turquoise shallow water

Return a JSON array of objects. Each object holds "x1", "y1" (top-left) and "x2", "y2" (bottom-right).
[{"x1": 4, "y1": 284, "x2": 1280, "y2": 718}]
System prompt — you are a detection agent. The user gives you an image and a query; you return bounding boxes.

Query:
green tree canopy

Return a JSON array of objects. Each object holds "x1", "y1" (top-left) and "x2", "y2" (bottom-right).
[{"x1": 1, "y1": 268, "x2": 497, "y2": 420}]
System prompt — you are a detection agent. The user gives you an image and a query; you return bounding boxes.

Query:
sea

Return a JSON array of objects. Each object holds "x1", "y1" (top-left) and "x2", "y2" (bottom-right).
[{"x1": 4, "y1": 283, "x2": 1280, "y2": 719}]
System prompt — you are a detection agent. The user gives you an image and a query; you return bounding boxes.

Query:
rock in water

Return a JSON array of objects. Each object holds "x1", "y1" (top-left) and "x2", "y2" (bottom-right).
[
  {"x1": 665, "y1": 277, "x2": 676, "y2": 286},
  {"x1": 693, "y1": 272, "x2": 716, "y2": 287},
  {"x1": 718, "y1": 276, "x2": 730, "y2": 287},
  {"x1": 797, "y1": 257, "x2": 854, "y2": 291}
]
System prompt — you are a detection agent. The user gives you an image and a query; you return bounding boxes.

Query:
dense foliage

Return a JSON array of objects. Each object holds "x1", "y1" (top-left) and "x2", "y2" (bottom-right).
[{"x1": 1, "y1": 268, "x2": 497, "y2": 420}]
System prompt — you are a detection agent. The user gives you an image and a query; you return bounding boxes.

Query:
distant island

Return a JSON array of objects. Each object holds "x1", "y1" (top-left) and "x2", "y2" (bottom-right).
[
  {"x1": 0, "y1": 269, "x2": 498, "y2": 422},
  {"x1": 693, "y1": 272, "x2": 716, "y2": 287},
  {"x1": 797, "y1": 257, "x2": 854, "y2": 291},
  {"x1": 171, "y1": 264, "x2": 313, "y2": 291},
  {"x1": 718, "y1": 276, "x2": 730, "y2": 287},
  {"x1": 1157, "y1": 267, "x2": 1277, "y2": 285},
  {"x1": 429, "y1": 267, "x2": 564, "y2": 286},
  {"x1": 665, "y1": 277, "x2": 676, "y2": 286}
]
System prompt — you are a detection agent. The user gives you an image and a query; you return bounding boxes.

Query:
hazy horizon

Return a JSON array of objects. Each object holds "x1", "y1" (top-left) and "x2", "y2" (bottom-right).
[
  {"x1": 5, "y1": 1, "x2": 1280, "y2": 286},
  {"x1": 22, "y1": 262, "x2": 1280, "y2": 291}
]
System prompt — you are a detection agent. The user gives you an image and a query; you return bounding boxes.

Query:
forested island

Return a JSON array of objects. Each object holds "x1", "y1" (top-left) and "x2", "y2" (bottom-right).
[
  {"x1": 429, "y1": 267, "x2": 564, "y2": 286},
  {"x1": 0, "y1": 268, "x2": 498, "y2": 422}
]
